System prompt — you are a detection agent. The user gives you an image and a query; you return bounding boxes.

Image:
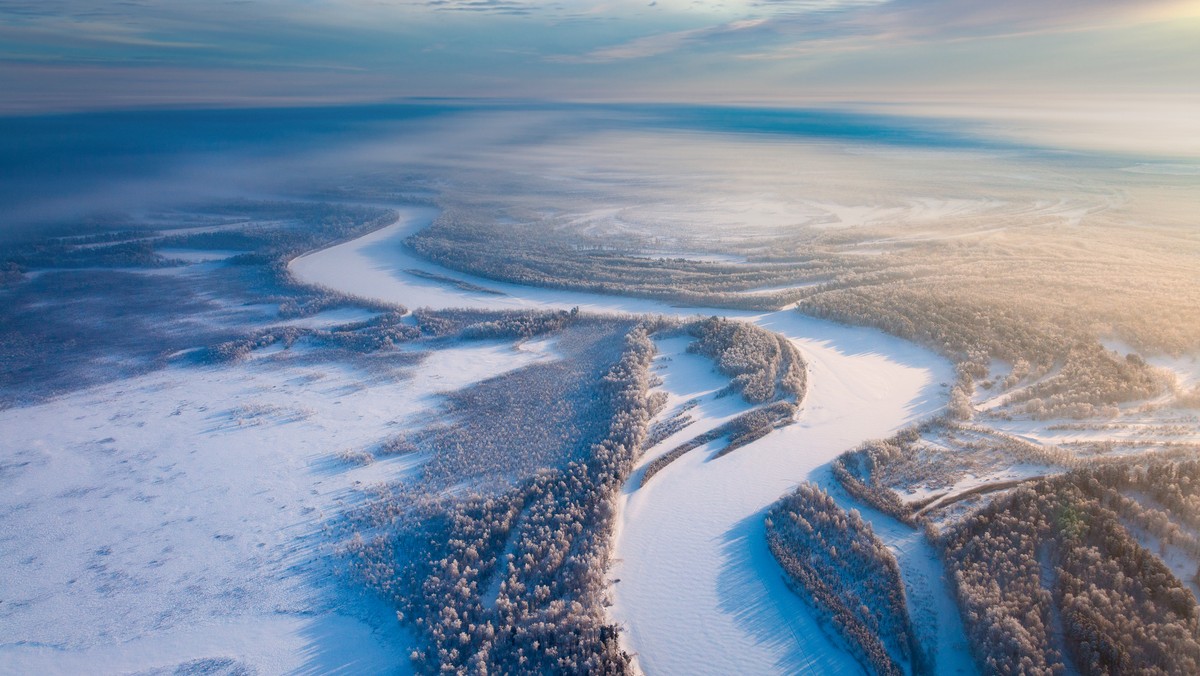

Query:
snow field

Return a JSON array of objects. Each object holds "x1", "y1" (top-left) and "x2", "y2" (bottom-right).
[{"x1": 0, "y1": 339, "x2": 557, "y2": 674}]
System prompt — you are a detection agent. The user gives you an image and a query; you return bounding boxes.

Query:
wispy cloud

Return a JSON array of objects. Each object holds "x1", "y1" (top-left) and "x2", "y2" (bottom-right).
[
  {"x1": 551, "y1": 18, "x2": 770, "y2": 63},
  {"x1": 741, "y1": 0, "x2": 1190, "y2": 57},
  {"x1": 422, "y1": 0, "x2": 539, "y2": 15},
  {"x1": 544, "y1": 0, "x2": 1185, "y2": 65}
]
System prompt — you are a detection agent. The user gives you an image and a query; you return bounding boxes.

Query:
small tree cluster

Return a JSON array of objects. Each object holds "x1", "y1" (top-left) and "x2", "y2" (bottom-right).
[
  {"x1": 640, "y1": 401, "x2": 797, "y2": 486},
  {"x1": 687, "y1": 316, "x2": 807, "y2": 404},
  {"x1": 766, "y1": 482, "x2": 917, "y2": 676}
]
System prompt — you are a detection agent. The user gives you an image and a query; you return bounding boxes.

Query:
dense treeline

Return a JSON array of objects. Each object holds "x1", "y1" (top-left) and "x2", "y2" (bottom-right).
[
  {"x1": 714, "y1": 401, "x2": 799, "y2": 456},
  {"x1": 937, "y1": 465, "x2": 1200, "y2": 675},
  {"x1": 405, "y1": 192, "x2": 1198, "y2": 423},
  {"x1": 408, "y1": 306, "x2": 632, "y2": 341},
  {"x1": 766, "y1": 482, "x2": 916, "y2": 676},
  {"x1": 1077, "y1": 461, "x2": 1200, "y2": 584},
  {"x1": 414, "y1": 322, "x2": 634, "y2": 488},
  {"x1": 1003, "y1": 347, "x2": 1168, "y2": 419},
  {"x1": 687, "y1": 316, "x2": 806, "y2": 404},
  {"x1": 346, "y1": 324, "x2": 663, "y2": 673},
  {"x1": 804, "y1": 298, "x2": 1165, "y2": 421},
  {"x1": 201, "y1": 307, "x2": 618, "y2": 364},
  {"x1": 406, "y1": 209, "x2": 823, "y2": 310},
  {"x1": 201, "y1": 311, "x2": 420, "y2": 362}
]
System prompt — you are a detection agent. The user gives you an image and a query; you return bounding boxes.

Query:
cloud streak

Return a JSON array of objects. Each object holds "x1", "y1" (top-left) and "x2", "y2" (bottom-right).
[
  {"x1": 553, "y1": 0, "x2": 1190, "y2": 65},
  {"x1": 552, "y1": 19, "x2": 771, "y2": 63}
]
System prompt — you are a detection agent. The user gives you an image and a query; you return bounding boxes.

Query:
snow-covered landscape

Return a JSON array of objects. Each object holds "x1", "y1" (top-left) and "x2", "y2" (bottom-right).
[
  {"x1": 290, "y1": 210, "x2": 960, "y2": 674},
  {"x1": 0, "y1": 324, "x2": 564, "y2": 674},
  {"x1": 3, "y1": 18, "x2": 1200, "y2": 669},
  {"x1": 608, "y1": 326, "x2": 952, "y2": 675},
  {"x1": 1, "y1": 200, "x2": 958, "y2": 674}
]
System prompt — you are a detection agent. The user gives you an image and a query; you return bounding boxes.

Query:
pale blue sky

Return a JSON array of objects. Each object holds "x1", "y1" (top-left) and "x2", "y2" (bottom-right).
[{"x1": 0, "y1": 0, "x2": 1197, "y2": 114}]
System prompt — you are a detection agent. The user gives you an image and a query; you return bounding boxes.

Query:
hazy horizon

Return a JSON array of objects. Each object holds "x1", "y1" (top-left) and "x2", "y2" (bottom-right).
[
  {"x1": 2, "y1": 0, "x2": 1198, "y2": 155},
  {"x1": 4, "y1": 99, "x2": 1199, "y2": 237}
]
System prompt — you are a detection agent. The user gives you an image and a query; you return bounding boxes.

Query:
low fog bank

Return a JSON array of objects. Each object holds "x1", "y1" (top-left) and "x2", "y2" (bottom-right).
[
  {"x1": 9, "y1": 100, "x2": 1194, "y2": 239},
  {"x1": 0, "y1": 103, "x2": 463, "y2": 236}
]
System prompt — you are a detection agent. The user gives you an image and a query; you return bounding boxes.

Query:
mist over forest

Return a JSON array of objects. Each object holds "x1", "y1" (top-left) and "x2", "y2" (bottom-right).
[{"x1": 0, "y1": 102, "x2": 1059, "y2": 233}]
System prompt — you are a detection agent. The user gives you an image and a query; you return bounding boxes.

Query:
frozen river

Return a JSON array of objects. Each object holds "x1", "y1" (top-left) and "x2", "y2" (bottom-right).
[{"x1": 291, "y1": 206, "x2": 958, "y2": 674}]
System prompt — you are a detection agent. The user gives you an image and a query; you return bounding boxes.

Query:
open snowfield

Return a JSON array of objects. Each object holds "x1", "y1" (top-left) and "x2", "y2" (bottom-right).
[
  {"x1": 290, "y1": 208, "x2": 958, "y2": 674},
  {"x1": 0, "y1": 339, "x2": 558, "y2": 675}
]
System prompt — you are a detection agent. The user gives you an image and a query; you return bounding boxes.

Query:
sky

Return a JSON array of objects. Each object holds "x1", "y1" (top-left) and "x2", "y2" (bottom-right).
[
  {"x1": 0, "y1": 0, "x2": 1198, "y2": 156},
  {"x1": 0, "y1": 0, "x2": 1197, "y2": 111}
]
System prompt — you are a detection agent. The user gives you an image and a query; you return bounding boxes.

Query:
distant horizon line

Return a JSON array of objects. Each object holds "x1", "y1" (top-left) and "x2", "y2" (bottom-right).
[
  {"x1": 3, "y1": 90, "x2": 1194, "y2": 117},
  {"x1": 2, "y1": 95, "x2": 1198, "y2": 164}
]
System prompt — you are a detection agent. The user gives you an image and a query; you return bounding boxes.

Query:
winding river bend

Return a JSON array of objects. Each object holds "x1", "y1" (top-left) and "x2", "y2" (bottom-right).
[{"x1": 291, "y1": 206, "x2": 960, "y2": 674}]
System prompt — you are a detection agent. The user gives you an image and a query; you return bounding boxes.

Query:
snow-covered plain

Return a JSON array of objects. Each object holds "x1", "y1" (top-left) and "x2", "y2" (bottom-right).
[
  {"x1": 290, "y1": 208, "x2": 959, "y2": 674},
  {"x1": 0, "y1": 339, "x2": 558, "y2": 675}
]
